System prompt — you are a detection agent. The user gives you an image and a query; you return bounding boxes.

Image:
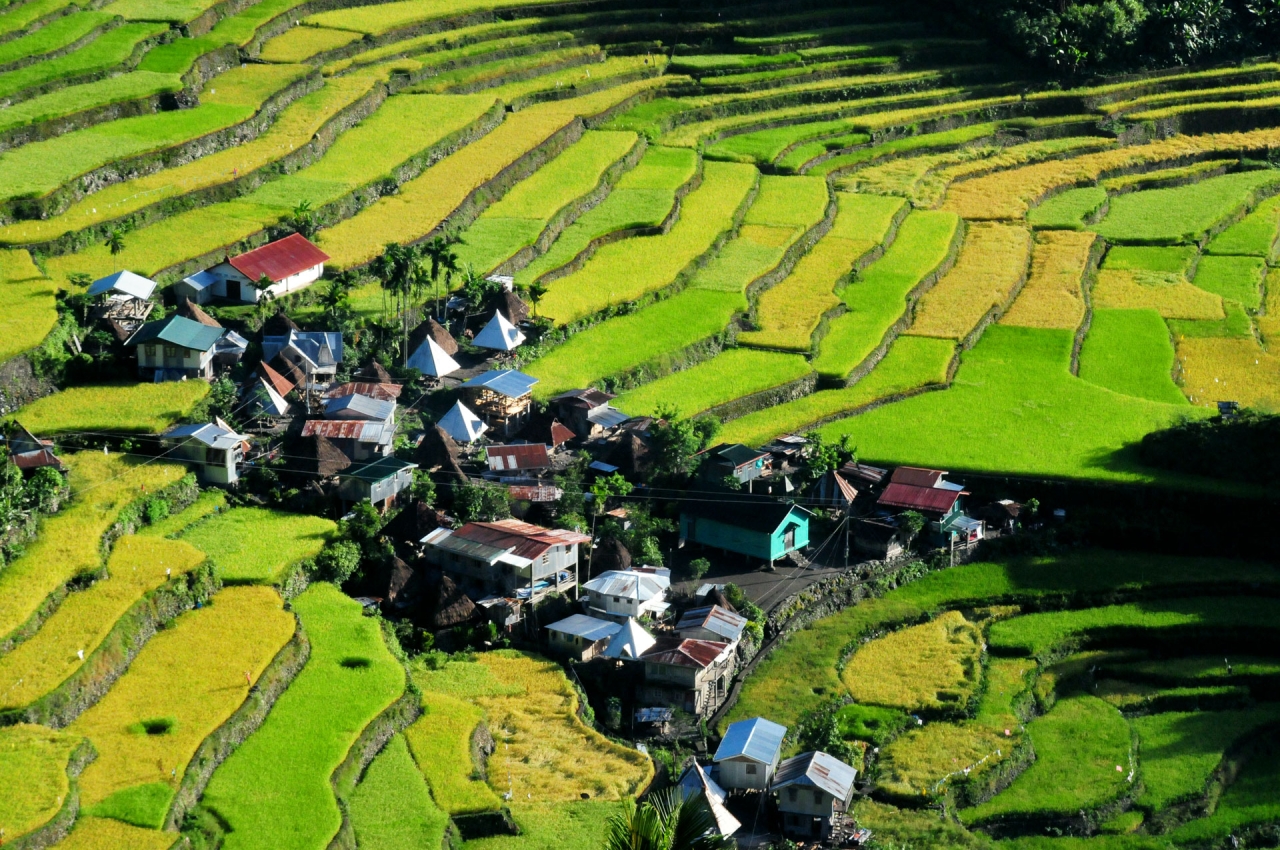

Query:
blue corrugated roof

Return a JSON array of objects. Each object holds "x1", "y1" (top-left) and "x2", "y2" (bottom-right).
[
  {"x1": 547, "y1": 614, "x2": 621, "y2": 642},
  {"x1": 461, "y1": 369, "x2": 538, "y2": 399},
  {"x1": 714, "y1": 717, "x2": 788, "y2": 764}
]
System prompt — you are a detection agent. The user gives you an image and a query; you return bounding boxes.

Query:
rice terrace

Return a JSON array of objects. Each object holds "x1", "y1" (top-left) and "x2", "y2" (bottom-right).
[{"x1": 1, "y1": 0, "x2": 1280, "y2": 844}]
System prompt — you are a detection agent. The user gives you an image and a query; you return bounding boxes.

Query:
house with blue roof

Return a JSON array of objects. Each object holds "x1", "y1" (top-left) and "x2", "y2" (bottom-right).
[
  {"x1": 460, "y1": 369, "x2": 538, "y2": 437},
  {"x1": 713, "y1": 716, "x2": 788, "y2": 791}
]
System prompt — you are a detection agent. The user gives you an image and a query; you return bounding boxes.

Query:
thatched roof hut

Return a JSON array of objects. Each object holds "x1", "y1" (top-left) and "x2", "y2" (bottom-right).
[
  {"x1": 409, "y1": 316, "x2": 459, "y2": 356},
  {"x1": 305, "y1": 435, "x2": 352, "y2": 477},
  {"x1": 262, "y1": 311, "x2": 299, "y2": 336},
  {"x1": 593, "y1": 538, "x2": 632, "y2": 574},
  {"x1": 430, "y1": 574, "x2": 476, "y2": 629}
]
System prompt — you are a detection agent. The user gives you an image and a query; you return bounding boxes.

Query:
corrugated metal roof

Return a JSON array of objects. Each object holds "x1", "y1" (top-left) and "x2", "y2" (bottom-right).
[
  {"x1": 450, "y1": 519, "x2": 589, "y2": 561},
  {"x1": 547, "y1": 614, "x2": 621, "y2": 642},
  {"x1": 714, "y1": 717, "x2": 788, "y2": 764},
  {"x1": 461, "y1": 369, "x2": 538, "y2": 399},
  {"x1": 163, "y1": 423, "x2": 242, "y2": 450},
  {"x1": 641, "y1": 638, "x2": 729, "y2": 669},
  {"x1": 228, "y1": 233, "x2": 329, "y2": 283},
  {"x1": 339, "y1": 455, "x2": 416, "y2": 484},
  {"x1": 890, "y1": 466, "x2": 947, "y2": 488},
  {"x1": 258, "y1": 361, "x2": 294, "y2": 397},
  {"x1": 507, "y1": 485, "x2": 562, "y2": 502},
  {"x1": 325, "y1": 393, "x2": 395, "y2": 422},
  {"x1": 88, "y1": 270, "x2": 156, "y2": 300},
  {"x1": 773, "y1": 751, "x2": 857, "y2": 801},
  {"x1": 262, "y1": 330, "x2": 343, "y2": 369},
  {"x1": 677, "y1": 605, "x2": 747, "y2": 641},
  {"x1": 711, "y1": 443, "x2": 768, "y2": 467},
  {"x1": 552, "y1": 388, "x2": 615, "y2": 408},
  {"x1": 587, "y1": 407, "x2": 630, "y2": 429},
  {"x1": 877, "y1": 482, "x2": 962, "y2": 513},
  {"x1": 326, "y1": 382, "x2": 401, "y2": 401},
  {"x1": 128, "y1": 315, "x2": 224, "y2": 351},
  {"x1": 486, "y1": 443, "x2": 550, "y2": 471},
  {"x1": 181, "y1": 269, "x2": 218, "y2": 292},
  {"x1": 300, "y1": 419, "x2": 385, "y2": 442},
  {"x1": 583, "y1": 570, "x2": 669, "y2": 602}
]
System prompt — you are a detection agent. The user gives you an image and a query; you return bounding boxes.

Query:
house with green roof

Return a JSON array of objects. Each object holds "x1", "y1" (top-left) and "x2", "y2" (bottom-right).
[
  {"x1": 126, "y1": 314, "x2": 225, "y2": 380},
  {"x1": 337, "y1": 456, "x2": 418, "y2": 511}
]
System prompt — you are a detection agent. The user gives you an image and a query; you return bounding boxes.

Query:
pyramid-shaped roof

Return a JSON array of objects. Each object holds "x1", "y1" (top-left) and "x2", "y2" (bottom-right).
[
  {"x1": 473, "y1": 311, "x2": 525, "y2": 351},
  {"x1": 603, "y1": 617, "x2": 656, "y2": 659},
  {"x1": 437, "y1": 401, "x2": 488, "y2": 443},
  {"x1": 407, "y1": 335, "x2": 460, "y2": 377}
]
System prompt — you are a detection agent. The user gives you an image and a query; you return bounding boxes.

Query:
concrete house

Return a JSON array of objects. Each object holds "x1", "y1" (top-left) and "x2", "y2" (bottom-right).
[
  {"x1": 581, "y1": 568, "x2": 671, "y2": 621},
  {"x1": 162, "y1": 423, "x2": 245, "y2": 485},
  {"x1": 262, "y1": 329, "x2": 343, "y2": 382},
  {"x1": 699, "y1": 443, "x2": 770, "y2": 487},
  {"x1": 422, "y1": 519, "x2": 590, "y2": 599},
  {"x1": 639, "y1": 638, "x2": 735, "y2": 716},
  {"x1": 679, "y1": 496, "x2": 812, "y2": 565},
  {"x1": 546, "y1": 614, "x2": 621, "y2": 661},
  {"x1": 772, "y1": 751, "x2": 858, "y2": 841},
  {"x1": 300, "y1": 419, "x2": 392, "y2": 461},
  {"x1": 127, "y1": 315, "x2": 224, "y2": 380},
  {"x1": 204, "y1": 234, "x2": 329, "y2": 303},
  {"x1": 677, "y1": 605, "x2": 747, "y2": 648},
  {"x1": 337, "y1": 455, "x2": 417, "y2": 510},
  {"x1": 549, "y1": 389, "x2": 628, "y2": 438},
  {"x1": 713, "y1": 716, "x2": 788, "y2": 792}
]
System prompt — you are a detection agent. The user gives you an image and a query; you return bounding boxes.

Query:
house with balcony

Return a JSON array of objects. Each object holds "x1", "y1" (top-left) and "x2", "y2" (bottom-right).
[
  {"x1": 638, "y1": 637, "x2": 735, "y2": 716},
  {"x1": 422, "y1": 519, "x2": 589, "y2": 600},
  {"x1": 126, "y1": 315, "x2": 223, "y2": 381},
  {"x1": 581, "y1": 568, "x2": 671, "y2": 622}
]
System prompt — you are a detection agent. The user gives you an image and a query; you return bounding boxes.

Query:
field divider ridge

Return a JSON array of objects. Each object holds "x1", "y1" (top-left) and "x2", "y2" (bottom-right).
[
  {"x1": 838, "y1": 215, "x2": 967, "y2": 388},
  {"x1": 19, "y1": 75, "x2": 390, "y2": 257},
  {"x1": 3, "y1": 67, "x2": 323, "y2": 223},
  {"x1": 1068, "y1": 233, "x2": 1106, "y2": 376},
  {"x1": 0, "y1": 0, "x2": 87, "y2": 48},
  {"x1": 0, "y1": 22, "x2": 171, "y2": 107},
  {"x1": 492, "y1": 131, "x2": 647, "y2": 277},
  {"x1": 6, "y1": 736, "x2": 97, "y2": 850},
  {"x1": 0, "y1": 14, "x2": 122, "y2": 75},
  {"x1": 532, "y1": 147, "x2": 704, "y2": 287},
  {"x1": 164, "y1": 614, "x2": 311, "y2": 830}
]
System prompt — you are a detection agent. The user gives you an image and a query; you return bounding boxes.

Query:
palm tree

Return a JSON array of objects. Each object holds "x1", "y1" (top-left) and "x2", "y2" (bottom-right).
[
  {"x1": 526, "y1": 281, "x2": 548, "y2": 318},
  {"x1": 371, "y1": 242, "x2": 427, "y2": 363},
  {"x1": 106, "y1": 229, "x2": 126, "y2": 256},
  {"x1": 603, "y1": 788, "x2": 735, "y2": 850},
  {"x1": 423, "y1": 237, "x2": 460, "y2": 320}
]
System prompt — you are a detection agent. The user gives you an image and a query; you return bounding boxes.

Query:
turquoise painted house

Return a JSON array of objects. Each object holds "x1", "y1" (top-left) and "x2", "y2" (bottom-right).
[{"x1": 680, "y1": 497, "x2": 812, "y2": 563}]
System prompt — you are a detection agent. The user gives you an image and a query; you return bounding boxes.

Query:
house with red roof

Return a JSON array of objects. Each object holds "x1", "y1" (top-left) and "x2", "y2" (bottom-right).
[
  {"x1": 203, "y1": 233, "x2": 329, "y2": 303},
  {"x1": 876, "y1": 466, "x2": 984, "y2": 544},
  {"x1": 421, "y1": 518, "x2": 590, "y2": 599},
  {"x1": 638, "y1": 636, "x2": 737, "y2": 716}
]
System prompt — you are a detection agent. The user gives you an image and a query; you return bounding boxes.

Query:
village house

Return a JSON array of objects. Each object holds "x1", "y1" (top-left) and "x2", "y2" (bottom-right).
[
  {"x1": 714, "y1": 716, "x2": 788, "y2": 792},
  {"x1": 126, "y1": 315, "x2": 224, "y2": 380},
  {"x1": 549, "y1": 389, "x2": 628, "y2": 438},
  {"x1": 301, "y1": 420, "x2": 393, "y2": 462},
  {"x1": 603, "y1": 617, "x2": 657, "y2": 659},
  {"x1": 161, "y1": 422, "x2": 245, "y2": 485},
  {"x1": 876, "y1": 467, "x2": 983, "y2": 545},
  {"x1": 336, "y1": 455, "x2": 417, "y2": 510},
  {"x1": 545, "y1": 613, "x2": 621, "y2": 661},
  {"x1": 772, "y1": 751, "x2": 858, "y2": 841},
  {"x1": 262, "y1": 329, "x2": 343, "y2": 383},
  {"x1": 638, "y1": 637, "x2": 735, "y2": 716},
  {"x1": 473, "y1": 310, "x2": 525, "y2": 351},
  {"x1": 484, "y1": 443, "x2": 551, "y2": 474},
  {"x1": 88, "y1": 270, "x2": 156, "y2": 335},
  {"x1": 676, "y1": 604, "x2": 747, "y2": 649},
  {"x1": 699, "y1": 443, "x2": 770, "y2": 487},
  {"x1": 197, "y1": 233, "x2": 329, "y2": 303},
  {"x1": 422, "y1": 518, "x2": 589, "y2": 600},
  {"x1": 460, "y1": 370, "x2": 537, "y2": 437},
  {"x1": 437, "y1": 400, "x2": 488, "y2": 443},
  {"x1": 324, "y1": 391, "x2": 396, "y2": 427},
  {"x1": 581, "y1": 567, "x2": 671, "y2": 622},
  {"x1": 854, "y1": 518, "x2": 907, "y2": 559},
  {"x1": 6, "y1": 422, "x2": 63, "y2": 474},
  {"x1": 680, "y1": 496, "x2": 812, "y2": 567}
]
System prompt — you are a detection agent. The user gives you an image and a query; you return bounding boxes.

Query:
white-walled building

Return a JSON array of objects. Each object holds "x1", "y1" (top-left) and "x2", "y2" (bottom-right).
[
  {"x1": 581, "y1": 568, "x2": 671, "y2": 621},
  {"x1": 200, "y1": 234, "x2": 329, "y2": 303},
  {"x1": 713, "y1": 716, "x2": 788, "y2": 792}
]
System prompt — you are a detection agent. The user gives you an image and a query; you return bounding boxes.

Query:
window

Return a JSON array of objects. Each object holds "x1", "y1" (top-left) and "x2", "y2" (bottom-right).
[
  {"x1": 813, "y1": 791, "x2": 823, "y2": 805},
  {"x1": 147, "y1": 344, "x2": 159, "y2": 358},
  {"x1": 745, "y1": 763, "x2": 758, "y2": 775},
  {"x1": 613, "y1": 596, "x2": 621, "y2": 603},
  {"x1": 164, "y1": 345, "x2": 179, "y2": 358},
  {"x1": 788, "y1": 788, "x2": 798, "y2": 802}
]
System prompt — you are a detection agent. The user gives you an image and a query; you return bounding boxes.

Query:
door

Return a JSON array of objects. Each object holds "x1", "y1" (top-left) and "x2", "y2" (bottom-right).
[
  {"x1": 226, "y1": 279, "x2": 241, "y2": 302},
  {"x1": 783, "y1": 527, "x2": 795, "y2": 551}
]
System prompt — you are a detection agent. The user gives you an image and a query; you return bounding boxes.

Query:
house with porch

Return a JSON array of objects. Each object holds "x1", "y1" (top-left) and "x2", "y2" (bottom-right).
[
  {"x1": 422, "y1": 519, "x2": 589, "y2": 600},
  {"x1": 714, "y1": 716, "x2": 788, "y2": 792},
  {"x1": 772, "y1": 751, "x2": 858, "y2": 841},
  {"x1": 679, "y1": 496, "x2": 812, "y2": 567},
  {"x1": 545, "y1": 614, "x2": 621, "y2": 661},
  {"x1": 203, "y1": 233, "x2": 329, "y2": 303},
  {"x1": 161, "y1": 422, "x2": 246, "y2": 485},
  {"x1": 638, "y1": 637, "x2": 735, "y2": 716},
  {"x1": 126, "y1": 315, "x2": 223, "y2": 380}
]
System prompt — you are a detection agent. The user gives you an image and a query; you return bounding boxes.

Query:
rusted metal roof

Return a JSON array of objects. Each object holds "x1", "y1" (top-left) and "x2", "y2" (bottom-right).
[
  {"x1": 877, "y1": 482, "x2": 961, "y2": 514},
  {"x1": 326, "y1": 381, "x2": 401, "y2": 401},
  {"x1": 677, "y1": 605, "x2": 747, "y2": 641},
  {"x1": 451, "y1": 519, "x2": 590, "y2": 560},
  {"x1": 507, "y1": 485, "x2": 562, "y2": 502},
  {"x1": 551, "y1": 388, "x2": 615, "y2": 409},
  {"x1": 300, "y1": 419, "x2": 385, "y2": 441},
  {"x1": 229, "y1": 233, "x2": 329, "y2": 283},
  {"x1": 890, "y1": 466, "x2": 947, "y2": 488},
  {"x1": 641, "y1": 638, "x2": 730, "y2": 669},
  {"x1": 12, "y1": 448, "x2": 62, "y2": 471},
  {"x1": 486, "y1": 443, "x2": 550, "y2": 471},
  {"x1": 773, "y1": 751, "x2": 857, "y2": 801}
]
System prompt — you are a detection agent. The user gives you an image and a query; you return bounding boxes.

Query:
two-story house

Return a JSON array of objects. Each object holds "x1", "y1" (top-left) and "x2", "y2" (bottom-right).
[
  {"x1": 581, "y1": 568, "x2": 671, "y2": 622},
  {"x1": 772, "y1": 751, "x2": 858, "y2": 841},
  {"x1": 549, "y1": 389, "x2": 628, "y2": 438},
  {"x1": 422, "y1": 519, "x2": 590, "y2": 600},
  {"x1": 638, "y1": 637, "x2": 735, "y2": 716},
  {"x1": 676, "y1": 605, "x2": 747, "y2": 649},
  {"x1": 876, "y1": 466, "x2": 983, "y2": 545},
  {"x1": 126, "y1": 315, "x2": 224, "y2": 380},
  {"x1": 262, "y1": 329, "x2": 343, "y2": 383},
  {"x1": 713, "y1": 716, "x2": 788, "y2": 792},
  {"x1": 161, "y1": 422, "x2": 245, "y2": 485}
]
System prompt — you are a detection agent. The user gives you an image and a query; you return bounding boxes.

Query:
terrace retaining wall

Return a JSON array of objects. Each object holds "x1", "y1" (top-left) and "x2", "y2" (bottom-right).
[
  {"x1": 7, "y1": 739, "x2": 96, "y2": 850},
  {"x1": 166, "y1": 622, "x2": 312, "y2": 829}
]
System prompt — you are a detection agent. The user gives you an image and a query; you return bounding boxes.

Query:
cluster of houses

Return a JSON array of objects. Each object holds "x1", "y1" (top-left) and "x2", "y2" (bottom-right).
[{"x1": 674, "y1": 715, "x2": 867, "y2": 844}]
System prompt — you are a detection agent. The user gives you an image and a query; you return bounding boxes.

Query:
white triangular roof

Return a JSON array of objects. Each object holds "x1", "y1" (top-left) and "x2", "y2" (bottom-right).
[
  {"x1": 438, "y1": 401, "x2": 488, "y2": 443},
  {"x1": 473, "y1": 311, "x2": 525, "y2": 351},
  {"x1": 248, "y1": 376, "x2": 289, "y2": 416},
  {"x1": 407, "y1": 335, "x2": 460, "y2": 377},
  {"x1": 603, "y1": 617, "x2": 656, "y2": 659},
  {"x1": 87, "y1": 270, "x2": 157, "y2": 300},
  {"x1": 677, "y1": 764, "x2": 740, "y2": 837}
]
